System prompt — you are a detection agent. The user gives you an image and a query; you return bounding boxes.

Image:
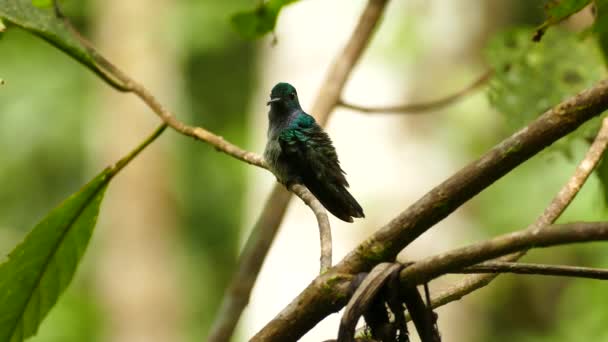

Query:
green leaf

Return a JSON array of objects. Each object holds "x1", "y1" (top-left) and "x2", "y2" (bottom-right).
[
  {"x1": 30, "y1": 0, "x2": 51, "y2": 8},
  {"x1": 0, "y1": 124, "x2": 166, "y2": 341},
  {"x1": 231, "y1": 0, "x2": 298, "y2": 39},
  {"x1": 534, "y1": 0, "x2": 592, "y2": 41},
  {"x1": 0, "y1": 0, "x2": 127, "y2": 89},
  {"x1": 486, "y1": 28, "x2": 606, "y2": 154},
  {"x1": 0, "y1": 171, "x2": 110, "y2": 342}
]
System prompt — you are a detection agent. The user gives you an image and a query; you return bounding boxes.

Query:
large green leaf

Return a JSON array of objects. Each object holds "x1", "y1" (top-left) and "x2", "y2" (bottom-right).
[
  {"x1": 0, "y1": 124, "x2": 166, "y2": 341},
  {"x1": 0, "y1": 170, "x2": 109, "y2": 342},
  {"x1": 486, "y1": 28, "x2": 606, "y2": 154},
  {"x1": 534, "y1": 0, "x2": 592, "y2": 41},
  {"x1": 231, "y1": 0, "x2": 298, "y2": 39},
  {"x1": 0, "y1": 0, "x2": 127, "y2": 89}
]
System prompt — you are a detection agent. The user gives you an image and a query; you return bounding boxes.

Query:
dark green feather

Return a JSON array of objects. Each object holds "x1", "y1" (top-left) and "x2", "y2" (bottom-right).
[{"x1": 278, "y1": 113, "x2": 364, "y2": 222}]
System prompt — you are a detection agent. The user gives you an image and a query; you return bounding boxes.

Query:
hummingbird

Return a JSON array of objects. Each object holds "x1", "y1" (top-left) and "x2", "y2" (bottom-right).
[{"x1": 263, "y1": 82, "x2": 364, "y2": 222}]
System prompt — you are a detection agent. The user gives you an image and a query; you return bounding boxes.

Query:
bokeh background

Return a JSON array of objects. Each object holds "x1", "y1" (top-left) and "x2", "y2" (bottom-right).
[{"x1": 1, "y1": 0, "x2": 607, "y2": 341}]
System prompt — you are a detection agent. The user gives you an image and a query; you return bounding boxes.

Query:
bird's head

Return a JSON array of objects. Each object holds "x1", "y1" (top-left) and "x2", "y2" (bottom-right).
[{"x1": 267, "y1": 82, "x2": 301, "y2": 110}]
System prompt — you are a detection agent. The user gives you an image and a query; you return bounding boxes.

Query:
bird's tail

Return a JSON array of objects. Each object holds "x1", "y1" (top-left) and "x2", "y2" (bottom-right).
[{"x1": 307, "y1": 181, "x2": 364, "y2": 223}]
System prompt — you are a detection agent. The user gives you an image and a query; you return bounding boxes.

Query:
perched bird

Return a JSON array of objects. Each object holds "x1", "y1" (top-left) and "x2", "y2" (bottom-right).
[{"x1": 263, "y1": 82, "x2": 364, "y2": 222}]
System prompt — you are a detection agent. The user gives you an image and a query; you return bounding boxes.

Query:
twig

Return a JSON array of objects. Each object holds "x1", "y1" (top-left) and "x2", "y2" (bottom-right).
[
  {"x1": 312, "y1": 0, "x2": 390, "y2": 125},
  {"x1": 211, "y1": 1, "x2": 390, "y2": 340},
  {"x1": 399, "y1": 222, "x2": 608, "y2": 286},
  {"x1": 537, "y1": 118, "x2": 608, "y2": 226},
  {"x1": 425, "y1": 116, "x2": 608, "y2": 313},
  {"x1": 290, "y1": 184, "x2": 333, "y2": 273},
  {"x1": 253, "y1": 79, "x2": 608, "y2": 341},
  {"x1": 458, "y1": 261, "x2": 608, "y2": 280},
  {"x1": 339, "y1": 69, "x2": 493, "y2": 114},
  {"x1": 109, "y1": 124, "x2": 168, "y2": 177},
  {"x1": 54, "y1": 0, "x2": 266, "y2": 168}
]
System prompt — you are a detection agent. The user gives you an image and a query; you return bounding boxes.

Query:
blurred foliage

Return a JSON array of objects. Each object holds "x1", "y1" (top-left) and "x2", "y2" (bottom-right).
[
  {"x1": 171, "y1": 1, "x2": 258, "y2": 339},
  {"x1": 534, "y1": 0, "x2": 591, "y2": 40},
  {"x1": 175, "y1": 39, "x2": 257, "y2": 339},
  {"x1": 230, "y1": 0, "x2": 299, "y2": 39},
  {"x1": 31, "y1": 0, "x2": 51, "y2": 8},
  {"x1": 486, "y1": 27, "x2": 605, "y2": 156}
]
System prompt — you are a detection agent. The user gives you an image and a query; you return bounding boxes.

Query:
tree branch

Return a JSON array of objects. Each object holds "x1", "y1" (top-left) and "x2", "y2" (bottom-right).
[
  {"x1": 426, "y1": 116, "x2": 608, "y2": 312},
  {"x1": 399, "y1": 222, "x2": 608, "y2": 286},
  {"x1": 312, "y1": 0, "x2": 390, "y2": 125},
  {"x1": 290, "y1": 184, "x2": 333, "y2": 273},
  {"x1": 253, "y1": 79, "x2": 608, "y2": 341},
  {"x1": 339, "y1": 69, "x2": 493, "y2": 114},
  {"x1": 458, "y1": 261, "x2": 608, "y2": 280}
]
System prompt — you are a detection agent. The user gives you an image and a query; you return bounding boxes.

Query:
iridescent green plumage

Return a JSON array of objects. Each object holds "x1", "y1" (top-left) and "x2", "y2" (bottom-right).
[{"x1": 264, "y1": 82, "x2": 364, "y2": 222}]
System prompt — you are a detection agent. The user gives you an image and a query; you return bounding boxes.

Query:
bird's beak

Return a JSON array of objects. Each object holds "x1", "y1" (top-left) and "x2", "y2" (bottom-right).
[{"x1": 266, "y1": 97, "x2": 280, "y2": 105}]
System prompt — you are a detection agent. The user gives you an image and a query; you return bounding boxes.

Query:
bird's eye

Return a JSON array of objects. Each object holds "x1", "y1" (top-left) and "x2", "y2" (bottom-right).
[{"x1": 289, "y1": 92, "x2": 296, "y2": 100}]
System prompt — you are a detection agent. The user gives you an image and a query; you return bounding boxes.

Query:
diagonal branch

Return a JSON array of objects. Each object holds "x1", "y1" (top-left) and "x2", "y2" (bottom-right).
[
  {"x1": 427, "y1": 116, "x2": 608, "y2": 312},
  {"x1": 458, "y1": 261, "x2": 608, "y2": 280},
  {"x1": 339, "y1": 69, "x2": 493, "y2": 114},
  {"x1": 253, "y1": 79, "x2": 608, "y2": 341},
  {"x1": 209, "y1": 1, "x2": 390, "y2": 341}
]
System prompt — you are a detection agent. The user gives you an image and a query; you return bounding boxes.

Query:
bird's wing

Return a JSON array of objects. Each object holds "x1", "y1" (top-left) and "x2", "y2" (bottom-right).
[{"x1": 278, "y1": 113, "x2": 348, "y2": 186}]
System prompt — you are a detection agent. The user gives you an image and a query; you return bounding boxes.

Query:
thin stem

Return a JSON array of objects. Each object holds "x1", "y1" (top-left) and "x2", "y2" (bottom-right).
[
  {"x1": 290, "y1": 184, "x2": 333, "y2": 273},
  {"x1": 458, "y1": 261, "x2": 608, "y2": 280},
  {"x1": 108, "y1": 124, "x2": 167, "y2": 178},
  {"x1": 339, "y1": 69, "x2": 493, "y2": 114}
]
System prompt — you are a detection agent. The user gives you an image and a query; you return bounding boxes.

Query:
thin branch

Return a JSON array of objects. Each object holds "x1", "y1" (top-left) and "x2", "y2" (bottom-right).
[
  {"x1": 55, "y1": 0, "x2": 266, "y2": 167},
  {"x1": 109, "y1": 124, "x2": 168, "y2": 177},
  {"x1": 290, "y1": 184, "x2": 333, "y2": 273},
  {"x1": 458, "y1": 261, "x2": 608, "y2": 280},
  {"x1": 312, "y1": 0, "x2": 390, "y2": 125},
  {"x1": 426, "y1": 116, "x2": 608, "y2": 312},
  {"x1": 537, "y1": 118, "x2": 608, "y2": 226},
  {"x1": 339, "y1": 69, "x2": 493, "y2": 114},
  {"x1": 253, "y1": 79, "x2": 608, "y2": 341},
  {"x1": 399, "y1": 222, "x2": 608, "y2": 286}
]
